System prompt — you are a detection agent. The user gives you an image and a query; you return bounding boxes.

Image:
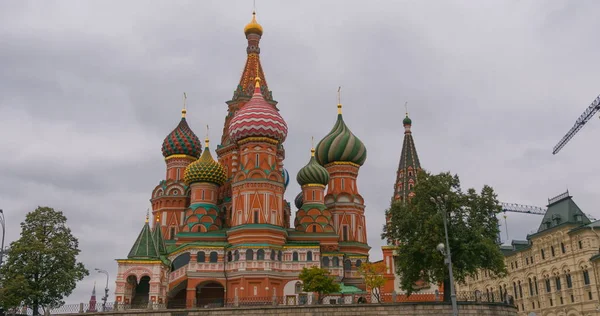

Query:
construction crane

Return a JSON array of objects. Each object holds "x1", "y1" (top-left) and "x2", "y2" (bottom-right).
[
  {"x1": 498, "y1": 202, "x2": 596, "y2": 242},
  {"x1": 552, "y1": 94, "x2": 600, "y2": 155}
]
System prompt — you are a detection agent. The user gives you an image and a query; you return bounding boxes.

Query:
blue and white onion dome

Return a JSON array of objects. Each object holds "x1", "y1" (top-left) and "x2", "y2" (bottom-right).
[{"x1": 282, "y1": 168, "x2": 290, "y2": 188}]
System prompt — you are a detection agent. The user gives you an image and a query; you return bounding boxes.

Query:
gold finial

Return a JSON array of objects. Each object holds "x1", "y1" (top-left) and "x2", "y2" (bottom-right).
[
  {"x1": 311, "y1": 136, "x2": 315, "y2": 156},
  {"x1": 404, "y1": 101, "x2": 409, "y2": 117},
  {"x1": 254, "y1": 63, "x2": 261, "y2": 88},
  {"x1": 205, "y1": 125, "x2": 210, "y2": 147},
  {"x1": 337, "y1": 86, "x2": 342, "y2": 114},
  {"x1": 182, "y1": 92, "x2": 187, "y2": 118},
  {"x1": 156, "y1": 215, "x2": 160, "y2": 222},
  {"x1": 145, "y1": 209, "x2": 149, "y2": 223}
]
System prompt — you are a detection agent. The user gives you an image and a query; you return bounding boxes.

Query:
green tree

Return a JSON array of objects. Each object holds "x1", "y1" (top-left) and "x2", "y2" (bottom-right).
[
  {"x1": 358, "y1": 262, "x2": 386, "y2": 303},
  {"x1": 382, "y1": 170, "x2": 506, "y2": 300},
  {"x1": 0, "y1": 206, "x2": 89, "y2": 314},
  {"x1": 298, "y1": 266, "x2": 341, "y2": 304}
]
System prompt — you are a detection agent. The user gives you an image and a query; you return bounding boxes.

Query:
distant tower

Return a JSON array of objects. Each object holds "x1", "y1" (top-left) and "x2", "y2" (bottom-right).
[
  {"x1": 87, "y1": 282, "x2": 97, "y2": 312},
  {"x1": 382, "y1": 110, "x2": 423, "y2": 294},
  {"x1": 391, "y1": 111, "x2": 421, "y2": 205}
]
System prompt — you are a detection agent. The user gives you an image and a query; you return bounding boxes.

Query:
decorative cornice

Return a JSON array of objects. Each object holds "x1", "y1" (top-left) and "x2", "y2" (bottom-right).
[
  {"x1": 237, "y1": 136, "x2": 279, "y2": 145},
  {"x1": 115, "y1": 260, "x2": 163, "y2": 264},
  {"x1": 324, "y1": 161, "x2": 361, "y2": 168},
  {"x1": 302, "y1": 184, "x2": 326, "y2": 188},
  {"x1": 165, "y1": 154, "x2": 198, "y2": 161}
]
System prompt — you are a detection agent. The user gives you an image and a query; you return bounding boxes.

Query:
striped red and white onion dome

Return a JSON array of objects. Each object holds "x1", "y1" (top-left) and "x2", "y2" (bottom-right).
[{"x1": 228, "y1": 85, "x2": 288, "y2": 143}]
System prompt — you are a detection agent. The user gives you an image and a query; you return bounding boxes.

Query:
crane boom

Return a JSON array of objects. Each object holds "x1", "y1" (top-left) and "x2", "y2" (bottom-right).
[
  {"x1": 501, "y1": 202, "x2": 596, "y2": 221},
  {"x1": 501, "y1": 202, "x2": 546, "y2": 215},
  {"x1": 552, "y1": 94, "x2": 600, "y2": 155}
]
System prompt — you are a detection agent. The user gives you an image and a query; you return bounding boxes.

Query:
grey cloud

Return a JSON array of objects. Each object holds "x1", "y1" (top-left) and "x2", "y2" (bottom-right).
[{"x1": 1, "y1": 0, "x2": 599, "y2": 305}]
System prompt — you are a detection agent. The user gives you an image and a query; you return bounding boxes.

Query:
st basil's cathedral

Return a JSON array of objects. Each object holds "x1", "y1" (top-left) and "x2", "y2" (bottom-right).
[{"x1": 114, "y1": 11, "x2": 419, "y2": 307}]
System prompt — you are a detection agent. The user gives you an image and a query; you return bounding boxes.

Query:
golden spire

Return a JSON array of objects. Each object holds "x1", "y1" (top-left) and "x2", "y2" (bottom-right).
[
  {"x1": 337, "y1": 86, "x2": 342, "y2": 114},
  {"x1": 182, "y1": 92, "x2": 187, "y2": 118},
  {"x1": 405, "y1": 101, "x2": 409, "y2": 117},
  {"x1": 311, "y1": 136, "x2": 315, "y2": 156},
  {"x1": 205, "y1": 125, "x2": 210, "y2": 148},
  {"x1": 145, "y1": 209, "x2": 149, "y2": 223},
  {"x1": 254, "y1": 63, "x2": 261, "y2": 88},
  {"x1": 156, "y1": 214, "x2": 160, "y2": 222}
]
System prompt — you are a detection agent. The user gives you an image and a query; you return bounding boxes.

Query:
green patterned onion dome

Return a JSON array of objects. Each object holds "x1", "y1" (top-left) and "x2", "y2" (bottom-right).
[
  {"x1": 315, "y1": 112, "x2": 367, "y2": 166},
  {"x1": 184, "y1": 140, "x2": 227, "y2": 186},
  {"x1": 161, "y1": 112, "x2": 202, "y2": 158},
  {"x1": 403, "y1": 115, "x2": 412, "y2": 125},
  {"x1": 297, "y1": 150, "x2": 330, "y2": 186},
  {"x1": 294, "y1": 192, "x2": 303, "y2": 209}
]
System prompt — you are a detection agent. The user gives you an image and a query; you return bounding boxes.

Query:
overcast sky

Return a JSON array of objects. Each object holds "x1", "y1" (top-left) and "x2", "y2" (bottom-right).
[{"x1": 1, "y1": 0, "x2": 599, "y2": 305}]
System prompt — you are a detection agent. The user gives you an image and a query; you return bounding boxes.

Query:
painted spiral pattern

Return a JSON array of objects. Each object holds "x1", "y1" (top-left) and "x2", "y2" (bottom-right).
[
  {"x1": 315, "y1": 114, "x2": 367, "y2": 166},
  {"x1": 297, "y1": 156, "x2": 330, "y2": 186}
]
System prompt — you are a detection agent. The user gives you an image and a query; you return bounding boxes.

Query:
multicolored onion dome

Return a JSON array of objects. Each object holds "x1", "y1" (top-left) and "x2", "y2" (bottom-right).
[
  {"x1": 228, "y1": 79, "x2": 288, "y2": 143},
  {"x1": 184, "y1": 139, "x2": 227, "y2": 186},
  {"x1": 161, "y1": 110, "x2": 202, "y2": 158},
  {"x1": 294, "y1": 192, "x2": 304, "y2": 209},
  {"x1": 297, "y1": 149, "x2": 330, "y2": 186},
  {"x1": 244, "y1": 11, "x2": 263, "y2": 36},
  {"x1": 315, "y1": 105, "x2": 367, "y2": 166},
  {"x1": 282, "y1": 168, "x2": 290, "y2": 188}
]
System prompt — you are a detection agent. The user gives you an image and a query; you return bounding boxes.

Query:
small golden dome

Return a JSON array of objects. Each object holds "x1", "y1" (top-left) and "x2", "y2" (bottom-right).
[{"x1": 244, "y1": 11, "x2": 263, "y2": 36}]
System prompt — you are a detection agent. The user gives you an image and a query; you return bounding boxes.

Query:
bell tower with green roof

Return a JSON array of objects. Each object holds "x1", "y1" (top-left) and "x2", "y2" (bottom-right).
[{"x1": 392, "y1": 111, "x2": 421, "y2": 206}]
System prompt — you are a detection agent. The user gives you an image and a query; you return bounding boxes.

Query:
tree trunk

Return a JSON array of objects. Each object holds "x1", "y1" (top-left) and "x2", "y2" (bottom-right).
[
  {"x1": 443, "y1": 278, "x2": 451, "y2": 302},
  {"x1": 33, "y1": 300, "x2": 39, "y2": 316}
]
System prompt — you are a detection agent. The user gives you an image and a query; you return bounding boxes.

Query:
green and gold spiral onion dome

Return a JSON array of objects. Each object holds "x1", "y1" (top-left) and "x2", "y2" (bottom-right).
[
  {"x1": 297, "y1": 149, "x2": 330, "y2": 186},
  {"x1": 315, "y1": 112, "x2": 367, "y2": 166},
  {"x1": 184, "y1": 141, "x2": 227, "y2": 186}
]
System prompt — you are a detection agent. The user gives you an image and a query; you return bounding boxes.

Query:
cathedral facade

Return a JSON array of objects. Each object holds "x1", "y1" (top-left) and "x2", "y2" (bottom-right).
[{"x1": 114, "y1": 12, "x2": 370, "y2": 307}]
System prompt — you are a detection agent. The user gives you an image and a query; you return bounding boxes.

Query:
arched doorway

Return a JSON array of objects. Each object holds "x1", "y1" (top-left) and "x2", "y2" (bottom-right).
[
  {"x1": 132, "y1": 276, "x2": 150, "y2": 308},
  {"x1": 167, "y1": 280, "x2": 188, "y2": 309},
  {"x1": 196, "y1": 281, "x2": 224, "y2": 307}
]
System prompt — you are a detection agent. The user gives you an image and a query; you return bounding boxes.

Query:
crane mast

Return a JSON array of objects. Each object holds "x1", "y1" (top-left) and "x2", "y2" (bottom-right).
[{"x1": 552, "y1": 94, "x2": 600, "y2": 155}]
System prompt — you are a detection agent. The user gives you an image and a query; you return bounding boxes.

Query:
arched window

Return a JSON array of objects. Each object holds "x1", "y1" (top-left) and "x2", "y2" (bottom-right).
[
  {"x1": 197, "y1": 251, "x2": 206, "y2": 263},
  {"x1": 292, "y1": 251, "x2": 299, "y2": 262},
  {"x1": 209, "y1": 251, "x2": 218, "y2": 263},
  {"x1": 172, "y1": 253, "x2": 190, "y2": 270},
  {"x1": 295, "y1": 281, "x2": 303, "y2": 294},
  {"x1": 278, "y1": 250, "x2": 283, "y2": 261},
  {"x1": 227, "y1": 251, "x2": 232, "y2": 262},
  {"x1": 307, "y1": 251, "x2": 313, "y2": 262},
  {"x1": 344, "y1": 259, "x2": 351, "y2": 270},
  {"x1": 333, "y1": 257, "x2": 339, "y2": 267},
  {"x1": 234, "y1": 250, "x2": 240, "y2": 261},
  {"x1": 356, "y1": 259, "x2": 362, "y2": 268},
  {"x1": 257, "y1": 249, "x2": 265, "y2": 260},
  {"x1": 270, "y1": 250, "x2": 275, "y2": 261},
  {"x1": 323, "y1": 257, "x2": 330, "y2": 267},
  {"x1": 246, "y1": 249, "x2": 254, "y2": 261}
]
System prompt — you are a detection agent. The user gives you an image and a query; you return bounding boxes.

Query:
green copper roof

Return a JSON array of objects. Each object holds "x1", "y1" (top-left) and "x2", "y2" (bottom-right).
[
  {"x1": 294, "y1": 192, "x2": 303, "y2": 209},
  {"x1": 184, "y1": 144, "x2": 227, "y2": 186},
  {"x1": 315, "y1": 114, "x2": 367, "y2": 166},
  {"x1": 297, "y1": 153, "x2": 329, "y2": 186},
  {"x1": 152, "y1": 224, "x2": 167, "y2": 255},
  {"x1": 335, "y1": 283, "x2": 366, "y2": 294},
  {"x1": 128, "y1": 221, "x2": 159, "y2": 260},
  {"x1": 537, "y1": 193, "x2": 590, "y2": 233}
]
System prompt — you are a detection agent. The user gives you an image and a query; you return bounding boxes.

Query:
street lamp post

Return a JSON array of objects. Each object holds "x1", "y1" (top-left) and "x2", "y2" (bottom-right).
[
  {"x1": 430, "y1": 195, "x2": 458, "y2": 316},
  {"x1": 95, "y1": 268, "x2": 110, "y2": 312},
  {"x1": 0, "y1": 209, "x2": 5, "y2": 268}
]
